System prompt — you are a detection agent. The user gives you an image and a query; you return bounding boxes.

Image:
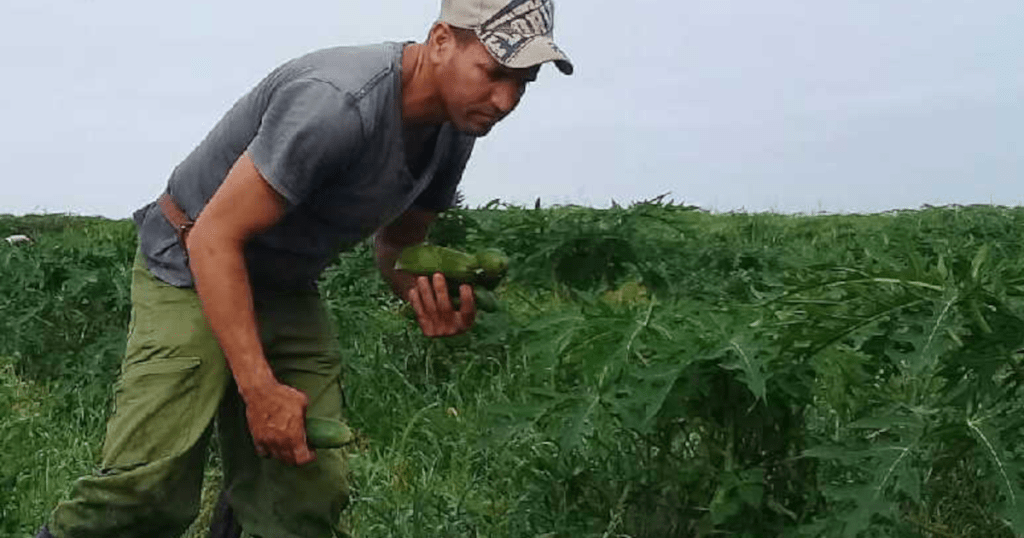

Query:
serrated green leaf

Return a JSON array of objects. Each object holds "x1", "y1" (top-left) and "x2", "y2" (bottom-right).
[
  {"x1": 967, "y1": 416, "x2": 1024, "y2": 534},
  {"x1": 830, "y1": 484, "x2": 897, "y2": 538},
  {"x1": 869, "y1": 443, "x2": 918, "y2": 500},
  {"x1": 894, "y1": 461, "x2": 922, "y2": 504},
  {"x1": 936, "y1": 254, "x2": 949, "y2": 280},
  {"x1": 557, "y1": 394, "x2": 601, "y2": 450},
  {"x1": 971, "y1": 243, "x2": 990, "y2": 282},
  {"x1": 718, "y1": 334, "x2": 768, "y2": 403},
  {"x1": 606, "y1": 361, "x2": 686, "y2": 433}
]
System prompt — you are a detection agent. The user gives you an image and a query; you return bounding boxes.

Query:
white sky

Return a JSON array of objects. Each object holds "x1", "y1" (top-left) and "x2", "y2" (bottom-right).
[{"x1": 1, "y1": 0, "x2": 1022, "y2": 218}]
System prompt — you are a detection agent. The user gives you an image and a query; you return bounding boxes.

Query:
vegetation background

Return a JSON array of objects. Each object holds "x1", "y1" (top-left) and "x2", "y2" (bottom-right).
[{"x1": 2, "y1": 200, "x2": 1023, "y2": 537}]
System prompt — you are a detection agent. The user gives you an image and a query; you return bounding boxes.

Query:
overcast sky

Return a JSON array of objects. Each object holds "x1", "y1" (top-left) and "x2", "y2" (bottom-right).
[{"x1": 1, "y1": 0, "x2": 1021, "y2": 218}]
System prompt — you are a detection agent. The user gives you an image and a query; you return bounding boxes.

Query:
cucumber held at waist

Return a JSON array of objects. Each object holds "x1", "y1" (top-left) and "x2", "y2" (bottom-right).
[{"x1": 305, "y1": 417, "x2": 354, "y2": 449}]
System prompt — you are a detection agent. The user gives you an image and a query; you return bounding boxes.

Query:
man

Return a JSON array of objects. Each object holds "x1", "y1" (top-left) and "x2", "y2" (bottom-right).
[{"x1": 35, "y1": 1, "x2": 572, "y2": 537}]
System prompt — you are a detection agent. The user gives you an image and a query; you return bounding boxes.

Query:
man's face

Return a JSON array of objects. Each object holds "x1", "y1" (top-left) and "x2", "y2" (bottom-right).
[{"x1": 434, "y1": 32, "x2": 539, "y2": 137}]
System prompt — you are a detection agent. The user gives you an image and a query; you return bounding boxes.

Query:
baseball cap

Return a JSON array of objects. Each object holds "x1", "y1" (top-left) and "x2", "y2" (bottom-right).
[{"x1": 439, "y1": 0, "x2": 574, "y2": 75}]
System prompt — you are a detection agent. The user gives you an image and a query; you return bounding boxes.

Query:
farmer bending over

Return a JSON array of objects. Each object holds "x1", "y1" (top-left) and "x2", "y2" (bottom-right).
[{"x1": 35, "y1": 1, "x2": 572, "y2": 537}]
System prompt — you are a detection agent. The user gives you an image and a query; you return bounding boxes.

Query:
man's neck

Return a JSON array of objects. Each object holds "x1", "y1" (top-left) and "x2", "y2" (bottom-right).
[{"x1": 401, "y1": 43, "x2": 448, "y2": 128}]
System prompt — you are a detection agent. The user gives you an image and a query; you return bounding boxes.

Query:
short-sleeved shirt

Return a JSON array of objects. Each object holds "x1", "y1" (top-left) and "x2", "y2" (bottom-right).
[{"x1": 132, "y1": 41, "x2": 476, "y2": 291}]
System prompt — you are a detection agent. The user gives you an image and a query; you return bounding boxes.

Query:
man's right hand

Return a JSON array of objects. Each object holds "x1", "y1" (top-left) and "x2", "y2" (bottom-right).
[{"x1": 242, "y1": 381, "x2": 316, "y2": 466}]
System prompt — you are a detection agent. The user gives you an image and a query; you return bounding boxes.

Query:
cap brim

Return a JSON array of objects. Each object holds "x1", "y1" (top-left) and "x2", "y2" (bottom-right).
[{"x1": 488, "y1": 35, "x2": 574, "y2": 75}]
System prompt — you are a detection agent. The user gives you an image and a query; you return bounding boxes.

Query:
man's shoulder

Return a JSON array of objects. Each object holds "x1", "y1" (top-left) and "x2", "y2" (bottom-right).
[{"x1": 283, "y1": 42, "x2": 403, "y2": 97}]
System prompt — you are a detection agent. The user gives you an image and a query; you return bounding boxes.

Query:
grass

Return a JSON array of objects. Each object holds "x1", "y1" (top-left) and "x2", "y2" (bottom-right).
[
  {"x1": 1, "y1": 356, "x2": 106, "y2": 537},
  {"x1": 3, "y1": 204, "x2": 1024, "y2": 538}
]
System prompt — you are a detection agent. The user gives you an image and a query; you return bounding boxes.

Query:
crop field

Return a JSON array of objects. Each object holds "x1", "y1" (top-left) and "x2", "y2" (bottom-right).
[{"x1": 2, "y1": 202, "x2": 1023, "y2": 537}]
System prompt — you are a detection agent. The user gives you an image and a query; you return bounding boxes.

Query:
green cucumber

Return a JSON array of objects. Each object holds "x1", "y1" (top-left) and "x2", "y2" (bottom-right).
[
  {"x1": 475, "y1": 248, "x2": 509, "y2": 290},
  {"x1": 449, "y1": 288, "x2": 499, "y2": 313},
  {"x1": 473, "y1": 289, "x2": 499, "y2": 312},
  {"x1": 395, "y1": 244, "x2": 509, "y2": 312},
  {"x1": 395, "y1": 245, "x2": 481, "y2": 283},
  {"x1": 475, "y1": 248, "x2": 509, "y2": 277},
  {"x1": 305, "y1": 417, "x2": 354, "y2": 449}
]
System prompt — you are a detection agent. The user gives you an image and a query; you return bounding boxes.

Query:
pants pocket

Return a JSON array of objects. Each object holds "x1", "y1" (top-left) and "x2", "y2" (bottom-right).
[{"x1": 104, "y1": 356, "x2": 205, "y2": 468}]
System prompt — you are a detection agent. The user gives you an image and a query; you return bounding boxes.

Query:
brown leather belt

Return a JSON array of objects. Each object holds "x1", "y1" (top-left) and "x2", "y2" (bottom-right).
[{"x1": 157, "y1": 192, "x2": 194, "y2": 247}]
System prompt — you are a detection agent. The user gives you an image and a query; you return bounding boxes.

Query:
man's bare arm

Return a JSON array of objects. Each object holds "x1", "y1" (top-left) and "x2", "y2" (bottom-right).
[{"x1": 185, "y1": 151, "x2": 314, "y2": 466}]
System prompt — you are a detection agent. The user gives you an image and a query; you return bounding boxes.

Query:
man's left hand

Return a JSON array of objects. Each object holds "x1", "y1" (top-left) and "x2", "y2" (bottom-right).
[{"x1": 407, "y1": 272, "x2": 476, "y2": 337}]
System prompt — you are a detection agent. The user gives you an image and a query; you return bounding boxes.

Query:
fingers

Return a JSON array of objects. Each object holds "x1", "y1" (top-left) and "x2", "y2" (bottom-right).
[
  {"x1": 249, "y1": 384, "x2": 316, "y2": 466},
  {"x1": 408, "y1": 276, "x2": 432, "y2": 334},
  {"x1": 457, "y1": 283, "x2": 476, "y2": 327},
  {"x1": 276, "y1": 413, "x2": 316, "y2": 466},
  {"x1": 259, "y1": 431, "x2": 316, "y2": 465},
  {"x1": 292, "y1": 442, "x2": 317, "y2": 466},
  {"x1": 411, "y1": 274, "x2": 445, "y2": 336},
  {"x1": 291, "y1": 389, "x2": 316, "y2": 465},
  {"x1": 407, "y1": 274, "x2": 476, "y2": 337},
  {"x1": 417, "y1": 273, "x2": 442, "y2": 322},
  {"x1": 432, "y1": 272, "x2": 455, "y2": 310}
]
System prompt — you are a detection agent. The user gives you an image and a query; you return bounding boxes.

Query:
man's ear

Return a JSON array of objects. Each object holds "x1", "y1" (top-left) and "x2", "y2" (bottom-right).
[{"x1": 427, "y1": 22, "x2": 457, "y2": 65}]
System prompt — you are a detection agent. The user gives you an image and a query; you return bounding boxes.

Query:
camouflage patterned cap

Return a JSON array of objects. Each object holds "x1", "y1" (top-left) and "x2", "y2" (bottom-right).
[{"x1": 439, "y1": 0, "x2": 574, "y2": 75}]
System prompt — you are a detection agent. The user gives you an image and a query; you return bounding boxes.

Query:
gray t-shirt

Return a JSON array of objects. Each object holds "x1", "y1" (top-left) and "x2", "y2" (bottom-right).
[{"x1": 132, "y1": 42, "x2": 475, "y2": 290}]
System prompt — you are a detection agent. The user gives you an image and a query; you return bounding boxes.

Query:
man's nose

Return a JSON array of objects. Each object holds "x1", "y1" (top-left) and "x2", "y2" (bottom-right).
[{"x1": 491, "y1": 81, "x2": 522, "y2": 115}]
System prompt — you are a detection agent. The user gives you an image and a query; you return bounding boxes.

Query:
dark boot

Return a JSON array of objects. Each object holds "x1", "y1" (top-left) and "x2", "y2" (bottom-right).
[
  {"x1": 208, "y1": 490, "x2": 243, "y2": 538},
  {"x1": 35, "y1": 527, "x2": 55, "y2": 538}
]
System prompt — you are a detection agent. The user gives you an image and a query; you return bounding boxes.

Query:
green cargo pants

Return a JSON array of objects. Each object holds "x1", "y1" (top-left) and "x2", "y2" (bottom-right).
[{"x1": 47, "y1": 251, "x2": 350, "y2": 538}]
